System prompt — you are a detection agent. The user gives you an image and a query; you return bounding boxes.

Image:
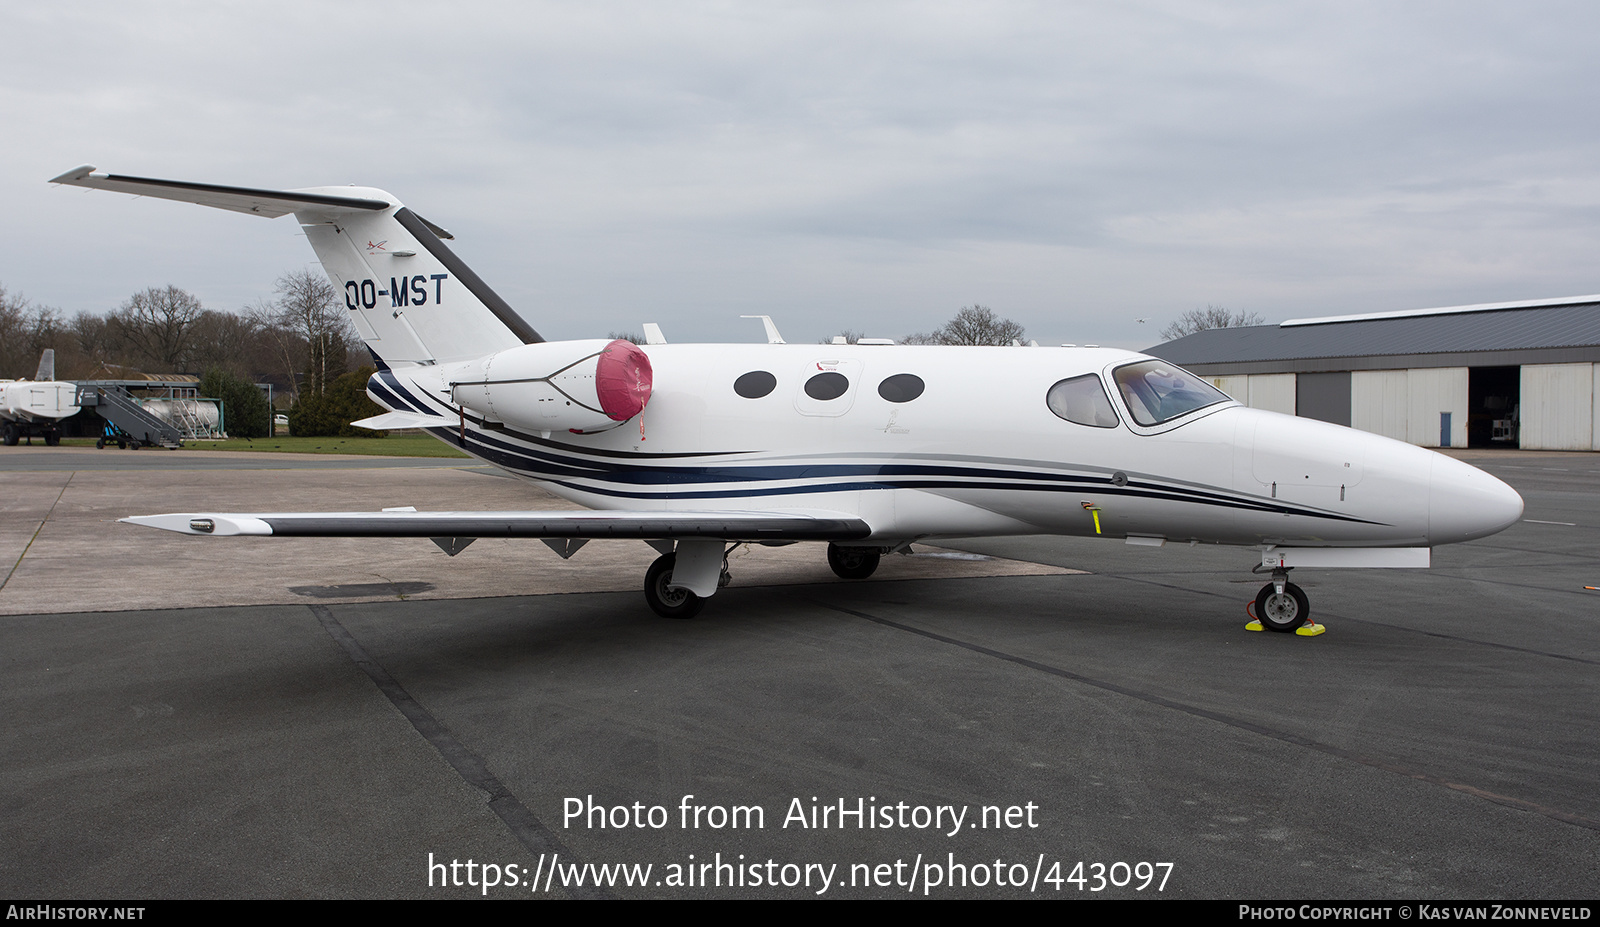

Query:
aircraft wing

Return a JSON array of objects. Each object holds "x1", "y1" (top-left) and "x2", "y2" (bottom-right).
[{"x1": 120, "y1": 509, "x2": 872, "y2": 541}]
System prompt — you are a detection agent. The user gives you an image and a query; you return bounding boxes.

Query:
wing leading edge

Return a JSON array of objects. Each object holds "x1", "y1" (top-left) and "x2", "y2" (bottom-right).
[
  {"x1": 49, "y1": 165, "x2": 392, "y2": 218},
  {"x1": 120, "y1": 509, "x2": 873, "y2": 541}
]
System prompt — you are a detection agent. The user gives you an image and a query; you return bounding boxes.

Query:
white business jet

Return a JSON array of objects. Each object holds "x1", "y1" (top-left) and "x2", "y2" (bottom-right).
[{"x1": 51, "y1": 166, "x2": 1524, "y2": 630}]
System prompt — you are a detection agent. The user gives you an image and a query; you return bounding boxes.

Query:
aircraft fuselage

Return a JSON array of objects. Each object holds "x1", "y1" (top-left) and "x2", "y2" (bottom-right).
[{"x1": 370, "y1": 342, "x2": 1522, "y2": 551}]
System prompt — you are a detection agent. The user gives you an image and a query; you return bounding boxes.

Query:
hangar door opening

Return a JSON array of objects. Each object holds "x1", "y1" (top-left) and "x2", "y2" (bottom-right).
[
  {"x1": 1296, "y1": 372, "x2": 1351, "y2": 426},
  {"x1": 1468, "y1": 366, "x2": 1519, "y2": 448}
]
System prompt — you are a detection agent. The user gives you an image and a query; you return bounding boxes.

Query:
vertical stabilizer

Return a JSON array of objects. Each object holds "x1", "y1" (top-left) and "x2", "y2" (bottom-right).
[
  {"x1": 50, "y1": 167, "x2": 544, "y2": 368},
  {"x1": 294, "y1": 199, "x2": 544, "y2": 365},
  {"x1": 34, "y1": 349, "x2": 54, "y2": 382}
]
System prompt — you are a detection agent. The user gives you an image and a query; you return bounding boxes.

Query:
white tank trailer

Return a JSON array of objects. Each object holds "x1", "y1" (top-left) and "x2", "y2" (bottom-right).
[
  {"x1": 141, "y1": 398, "x2": 223, "y2": 438},
  {"x1": 0, "y1": 351, "x2": 80, "y2": 446}
]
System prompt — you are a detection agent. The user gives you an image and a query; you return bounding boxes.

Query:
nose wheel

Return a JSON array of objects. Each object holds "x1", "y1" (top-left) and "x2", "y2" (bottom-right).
[{"x1": 1254, "y1": 580, "x2": 1310, "y2": 633}]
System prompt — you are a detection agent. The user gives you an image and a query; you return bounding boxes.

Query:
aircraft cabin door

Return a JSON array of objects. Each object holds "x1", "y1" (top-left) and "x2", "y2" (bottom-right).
[{"x1": 794, "y1": 358, "x2": 864, "y2": 417}]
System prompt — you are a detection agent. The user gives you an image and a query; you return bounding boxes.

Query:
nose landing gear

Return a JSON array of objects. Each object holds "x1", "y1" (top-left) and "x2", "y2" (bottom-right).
[
  {"x1": 1250, "y1": 567, "x2": 1324, "y2": 636},
  {"x1": 1255, "y1": 579, "x2": 1309, "y2": 632}
]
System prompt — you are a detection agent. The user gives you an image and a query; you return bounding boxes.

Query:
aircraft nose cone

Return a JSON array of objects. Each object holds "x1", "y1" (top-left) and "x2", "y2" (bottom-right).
[{"x1": 1429, "y1": 454, "x2": 1523, "y2": 544}]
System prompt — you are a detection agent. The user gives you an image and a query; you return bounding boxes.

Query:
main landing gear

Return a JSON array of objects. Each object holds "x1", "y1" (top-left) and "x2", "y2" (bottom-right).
[
  {"x1": 641, "y1": 542, "x2": 887, "y2": 618},
  {"x1": 643, "y1": 549, "x2": 733, "y2": 619},
  {"x1": 645, "y1": 553, "x2": 703, "y2": 619},
  {"x1": 827, "y1": 543, "x2": 881, "y2": 580}
]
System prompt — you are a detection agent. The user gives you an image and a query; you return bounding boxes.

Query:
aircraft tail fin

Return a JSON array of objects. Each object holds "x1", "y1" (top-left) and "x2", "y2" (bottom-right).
[
  {"x1": 34, "y1": 349, "x2": 54, "y2": 382},
  {"x1": 51, "y1": 166, "x2": 543, "y2": 366}
]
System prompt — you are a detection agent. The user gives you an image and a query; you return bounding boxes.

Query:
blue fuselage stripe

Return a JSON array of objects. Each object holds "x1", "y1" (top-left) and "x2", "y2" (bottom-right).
[
  {"x1": 422, "y1": 427, "x2": 1381, "y2": 525},
  {"x1": 380, "y1": 372, "x2": 442, "y2": 416}
]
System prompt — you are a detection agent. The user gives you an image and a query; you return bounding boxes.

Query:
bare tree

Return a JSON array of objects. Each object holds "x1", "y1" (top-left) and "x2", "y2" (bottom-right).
[
  {"x1": 0, "y1": 285, "x2": 67, "y2": 378},
  {"x1": 0, "y1": 284, "x2": 31, "y2": 377},
  {"x1": 904, "y1": 305, "x2": 1025, "y2": 346},
  {"x1": 1159, "y1": 305, "x2": 1264, "y2": 341},
  {"x1": 23, "y1": 307, "x2": 63, "y2": 369},
  {"x1": 245, "y1": 298, "x2": 304, "y2": 397},
  {"x1": 270, "y1": 270, "x2": 349, "y2": 398},
  {"x1": 189, "y1": 309, "x2": 265, "y2": 379},
  {"x1": 68, "y1": 311, "x2": 116, "y2": 376},
  {"x1": 108, "y1": 286, "x2": 205, "y2": 372}
]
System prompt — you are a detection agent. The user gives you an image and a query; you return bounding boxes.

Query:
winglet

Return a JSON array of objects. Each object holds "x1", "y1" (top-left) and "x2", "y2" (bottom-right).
[{"x1": 349, "y1": 411, "x2": 442, "y2": 431}]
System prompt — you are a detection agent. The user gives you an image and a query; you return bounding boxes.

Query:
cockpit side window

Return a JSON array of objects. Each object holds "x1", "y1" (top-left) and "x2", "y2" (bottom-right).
[
  {"x1": 1112, "y1": 360, "x2": 1229, "y2": 426},
  {"x1": 1046, "y1": 375, "x2": 1119, "y2": 428}
]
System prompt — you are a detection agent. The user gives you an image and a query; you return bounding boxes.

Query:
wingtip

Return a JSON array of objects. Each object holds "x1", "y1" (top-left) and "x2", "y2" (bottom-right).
[
  {"x1": 120, "y1": 513, "x2": 273, "y2": 536},
  {"x1": 50, "y1": 165, "x2": 98, "y2": 184}
]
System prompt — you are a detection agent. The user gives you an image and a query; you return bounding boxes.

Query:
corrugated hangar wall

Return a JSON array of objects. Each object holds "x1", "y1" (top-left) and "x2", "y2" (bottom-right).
[
  {"x1": 1352, "y1": 370, "x2": 1413, "y2": 443},
  {"x1": 1208, "y1": 363, "x2": 1599, "y2": 451},
  {"x1": 1210, "y1": 374, "x2": 1295, "y2": 415},
  {"x1": 1407, "y1": 367, "x2": 1469, "y2": 448},
  {"x1": 1521, "y1": 364, "x2": 1595, "y2": 450}
]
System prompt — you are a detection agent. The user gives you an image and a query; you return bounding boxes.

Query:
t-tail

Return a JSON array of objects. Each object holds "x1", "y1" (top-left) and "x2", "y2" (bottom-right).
[{"x1": 49, "y1": 165, "x2": 542, "y2": 367}]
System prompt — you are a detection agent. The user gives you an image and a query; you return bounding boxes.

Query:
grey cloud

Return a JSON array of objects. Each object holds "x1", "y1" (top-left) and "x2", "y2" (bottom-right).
[{"x1": 4, "y1": 1, "x2": 1600, "y2": 345}]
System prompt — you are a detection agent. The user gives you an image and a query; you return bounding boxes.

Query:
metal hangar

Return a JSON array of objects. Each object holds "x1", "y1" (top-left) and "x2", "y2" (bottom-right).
[{"x1": 1147, "y1": 295, "x2": 1600, "y2": 450}]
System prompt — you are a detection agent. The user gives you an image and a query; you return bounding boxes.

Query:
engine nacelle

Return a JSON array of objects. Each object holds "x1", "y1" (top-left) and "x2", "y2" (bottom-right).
[{"x1": 448, "y1": 339, "x2": 652, "y2": 433}]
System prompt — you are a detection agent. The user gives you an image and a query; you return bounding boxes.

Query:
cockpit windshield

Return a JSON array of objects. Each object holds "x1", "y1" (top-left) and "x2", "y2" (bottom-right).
[{"x1": 1112, "y1": 360, "x2": 1230, "y2": 426}]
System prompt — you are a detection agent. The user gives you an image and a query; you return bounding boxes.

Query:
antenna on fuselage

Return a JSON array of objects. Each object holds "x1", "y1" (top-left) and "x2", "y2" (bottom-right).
[{"x1": 740, "y1": 315, "x2": 786, "y2": 344}]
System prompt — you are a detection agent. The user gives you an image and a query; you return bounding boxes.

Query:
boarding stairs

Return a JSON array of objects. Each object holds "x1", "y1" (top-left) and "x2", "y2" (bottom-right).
[{"x1": 76, "y1": 385, "x2": 184, "y2": 449}]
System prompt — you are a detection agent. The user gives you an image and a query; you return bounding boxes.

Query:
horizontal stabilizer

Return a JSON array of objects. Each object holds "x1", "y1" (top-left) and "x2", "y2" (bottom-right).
[
  {"x1": 349, "y1": 411, "x2": 444, "y2": 431},
  {"x1": 50, "y1": 165, "x2": 390, "y2": 218},
  {"x1": 121, "y1": 509, "x2": 872, "y2": 541}
]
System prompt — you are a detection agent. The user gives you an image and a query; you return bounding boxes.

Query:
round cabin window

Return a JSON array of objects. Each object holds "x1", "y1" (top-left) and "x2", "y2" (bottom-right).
[
  {"x1": 733, "y1": 371, "x2": 777, "y2": 399},
  {"x1": 877, "y1": 373, "x2": 925, "y2": 403},
  {"x1": 804, "y1": 371, "x2": 850, "y2": 401}
]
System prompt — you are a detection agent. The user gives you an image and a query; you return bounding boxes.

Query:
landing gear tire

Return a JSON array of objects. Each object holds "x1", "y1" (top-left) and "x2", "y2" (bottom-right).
[
  {"x1": 44, "y1": 430, "x2": 59, "y2": 447},
  {"x1": 2, "y1": 424, "x2": 16, "y2": 447},
  {"x1": 644, "y1": 552, "x2": 705, "y2": 619},
  {"x1": 827, "y1": 544, "x2": 881, "y2": 579},
  {"x1": 1255, "y1": 581, "x2": 1310, "y2": 633}
]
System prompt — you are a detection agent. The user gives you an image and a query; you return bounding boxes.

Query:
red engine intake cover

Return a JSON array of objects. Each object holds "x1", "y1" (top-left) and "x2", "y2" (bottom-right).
[{"x1": 595, "y1": 339, "x2": 653, "y2": 421}]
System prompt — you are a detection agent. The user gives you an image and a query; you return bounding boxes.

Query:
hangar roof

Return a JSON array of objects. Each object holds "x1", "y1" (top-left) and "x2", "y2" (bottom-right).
[{"x1": 1148, "y1": 295, "x2": 1600, "y2": 374}]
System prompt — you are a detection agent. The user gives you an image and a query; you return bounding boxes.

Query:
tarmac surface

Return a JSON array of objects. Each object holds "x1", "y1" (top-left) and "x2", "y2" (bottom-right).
[{"x1": 1, "y1": 445, "x2": 1596, "y2": 899}]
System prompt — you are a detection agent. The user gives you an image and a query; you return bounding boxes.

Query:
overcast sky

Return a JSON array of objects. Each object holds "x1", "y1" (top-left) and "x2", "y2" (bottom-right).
[{"x1": 5, "y1": 1, "x2": 1600, "y2": 348}]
